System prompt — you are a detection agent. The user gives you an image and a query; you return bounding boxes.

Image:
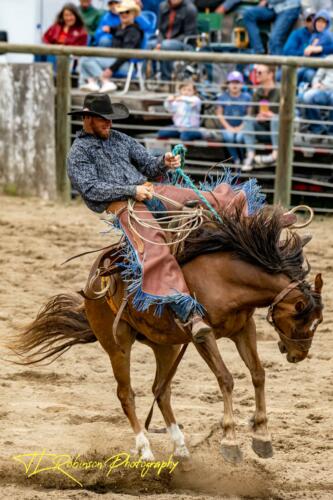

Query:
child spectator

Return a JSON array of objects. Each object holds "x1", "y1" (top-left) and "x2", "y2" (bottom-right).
[
  {"x1": 43, "y1": 3, "x2": 88, "y2": 46},
  {"x1": 304, "y1": 10, "x2": 333, "y2": 57},
  {"x1": 78, "y1": 0, "x2": 103, "y2": 42},
  {"x1": 301, "y1": 54, "x2": 333, "y2": 141},
  {"x1": 79, "y1": 0, "x2": 143, "y2": 92},
  {"x1": 298, "y1": 10, "x2": 333, "y2": 84},
  {"x1": 94, "y1": 0, "x2": 121, "y2": 47},
  {"x1": 158, "y1": 81, "x2": 203, "y2": 141},
  {"x1": 215, "y1": 71, "x2": 252, "y2": 165}
]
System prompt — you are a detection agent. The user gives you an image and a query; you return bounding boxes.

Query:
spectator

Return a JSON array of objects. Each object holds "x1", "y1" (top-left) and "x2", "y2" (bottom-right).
[
  {"x1": 78, "y1": 0, "x2": 103, "y2": 41},
  {"x1": 304, "y1": 10, "x2": 333, "y2": 57},
  {"x1": 242, "y1": 0, "x2": 301, "y2": 55},
  {"x1": 42, "y1": 3, "x2": 88, "y2": 46},
  {"x1": 298, "y1": 10, "x2": 333, "y2": 84},
  {"x1": 241, "y1": 64, "x2": 280, "y2": 171},
  {"x1": 79, "y1": 0, "x2": 143, "y2": 92},
  {"x1": 283, "y1": 7, "x2": 315, "y2": 56},
  {"x1": 154, "y1": 0, "x2": 197, "y2": 83},
  {"x1": 94, "y1": 0, "x2": 121, "y2": 47},
  {"x1": 94, "y1": 0, "x2": 154, "y2": 47},
  {"x1": 215, "y1": 71, "x2": 252, "y2": 165},
  {"x1": 301, "y1": 54, "x2": 333, "y2": 142},
  {"x1": 158, "y1": 81, "x2": 203, "y2": 141}
]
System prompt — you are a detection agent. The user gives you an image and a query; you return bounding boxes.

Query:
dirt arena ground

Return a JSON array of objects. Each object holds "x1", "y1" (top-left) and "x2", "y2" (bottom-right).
[{"x1": 0, "y1": 195, "x2": 332, "y2": 500}]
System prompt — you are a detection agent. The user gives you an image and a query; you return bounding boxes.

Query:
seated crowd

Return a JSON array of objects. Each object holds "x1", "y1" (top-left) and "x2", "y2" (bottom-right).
[{"x1": 39, "y1": 0, "x2": 333, "y2": 167}]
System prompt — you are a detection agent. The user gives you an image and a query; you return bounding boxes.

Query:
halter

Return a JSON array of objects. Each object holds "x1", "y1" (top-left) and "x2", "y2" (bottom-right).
[{"x1": 266, "y1": 280, "x2": 314, "y2": 352}]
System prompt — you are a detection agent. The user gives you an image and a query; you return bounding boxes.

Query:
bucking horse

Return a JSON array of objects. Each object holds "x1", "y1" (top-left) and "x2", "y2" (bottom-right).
[{"x1": 8, "y1": 205, "x2": 323, "y2": 464}]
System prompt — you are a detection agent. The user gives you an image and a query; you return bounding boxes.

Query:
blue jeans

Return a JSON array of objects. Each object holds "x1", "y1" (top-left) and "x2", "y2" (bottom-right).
[
  {"x1": 297, "y1": 67, "x2": 316, "y2": 85},
  {"x1": 79, "y1": 56, "x2": 130, "y2": 85},
  {"x1": 220, "y1": 129, "x2": 246, "y2": 162},
  {"x1": 302, "y1": 89, "x2": 333, "y2": 134},
  {"x1": 242, "y1": 117, "x2": 279, "y2": 152},
  {"x1": 96, "y1": 34, "x2": 113, "y2": 47},
  {"x1": 243, "y1": 6, "x2": 300, "y2": 55},
  {"x1": 159, "y1": 39, "x2": 194, "y2": 81},
  {"x1": 158, "y1": 128, "x2": 203, "y2": 141}
]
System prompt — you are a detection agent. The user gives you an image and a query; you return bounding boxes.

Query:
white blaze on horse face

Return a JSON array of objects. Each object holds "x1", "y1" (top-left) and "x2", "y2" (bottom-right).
[
  {"x1": 135, "y1": 431, "x2": 155, "y2": 461},
  {"x1": 167, "y1": 423, "x2": 190, "y2": 458},
  {"x1": 309, "y1": 318, "x2": 320, "y2": 333}
]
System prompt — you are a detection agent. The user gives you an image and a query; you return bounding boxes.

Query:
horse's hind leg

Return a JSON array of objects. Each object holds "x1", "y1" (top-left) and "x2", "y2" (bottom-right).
[
  {"x1": 85, "y1": 300, "x2": 154, "y2": 460},
  {"x1": 232, "y1": 318, "x2": 273, "y2": 459},
  {"x1": 194, "y1": 332, "x2": 242, "y2": 464},
  {"x1": 150, "y1": 343, "x2": 190, "y2": 458}
]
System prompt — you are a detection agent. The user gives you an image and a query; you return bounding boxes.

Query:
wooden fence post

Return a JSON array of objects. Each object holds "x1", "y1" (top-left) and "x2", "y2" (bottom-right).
[
  {"x1": 56, "y1": 55, "x2": 71, "y2": 201},
  {"x1": 274, "y1": 64, "x2": 297, "y2": 208}
]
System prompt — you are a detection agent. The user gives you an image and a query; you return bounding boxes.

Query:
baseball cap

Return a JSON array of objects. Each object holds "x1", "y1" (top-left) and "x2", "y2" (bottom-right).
[{"x1": 227, "y1": 71, "x2": 244, "y2": 83}]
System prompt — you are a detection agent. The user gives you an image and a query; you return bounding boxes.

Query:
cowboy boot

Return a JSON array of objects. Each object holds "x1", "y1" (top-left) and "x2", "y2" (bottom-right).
[{"x1": 190, "y1": 314, "x2": 211, "y2": 343}]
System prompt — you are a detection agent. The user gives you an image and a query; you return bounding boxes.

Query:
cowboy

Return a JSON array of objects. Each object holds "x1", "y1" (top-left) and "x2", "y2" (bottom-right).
[{"x1": 67, "y1": 93, "x2": 269, "y2": 341}]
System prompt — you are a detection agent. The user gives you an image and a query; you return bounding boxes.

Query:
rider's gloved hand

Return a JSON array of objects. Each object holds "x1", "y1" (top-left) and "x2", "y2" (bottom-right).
[
  {"x1": 164, "y1": 152, "x2": 181, "y2": 169},
  {"x1": 135, "y1": 184, "x2": 154, "y2": 201}
]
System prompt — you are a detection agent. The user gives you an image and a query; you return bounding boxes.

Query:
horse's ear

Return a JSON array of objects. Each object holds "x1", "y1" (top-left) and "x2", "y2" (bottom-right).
[
  {"x1": 295, "y1": 300, "x2": 305, "y2": 312},
  {"x1": 314, "y1": 273, "x2": 323, "y2": 294}
]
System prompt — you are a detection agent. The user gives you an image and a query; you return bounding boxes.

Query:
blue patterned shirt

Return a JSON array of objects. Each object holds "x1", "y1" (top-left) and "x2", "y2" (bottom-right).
[{"x1": 67, "y1": 129, "x2": 167, "y2": 213}]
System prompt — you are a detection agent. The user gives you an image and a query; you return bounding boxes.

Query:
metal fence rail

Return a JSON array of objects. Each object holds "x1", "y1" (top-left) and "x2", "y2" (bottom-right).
[{"x1": 1, "y1": 42, "x2": 333, "y2": 207}]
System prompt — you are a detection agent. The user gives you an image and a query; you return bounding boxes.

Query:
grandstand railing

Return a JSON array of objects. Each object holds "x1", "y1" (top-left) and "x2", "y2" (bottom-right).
[{"x1": 1, "y1": 42, "x2": 333, "y2": 206}]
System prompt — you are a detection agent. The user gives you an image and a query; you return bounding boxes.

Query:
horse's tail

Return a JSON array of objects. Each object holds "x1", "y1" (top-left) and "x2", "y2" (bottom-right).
[{"x1": 6, "y1": 293, "x2": 97, "y2": 365}]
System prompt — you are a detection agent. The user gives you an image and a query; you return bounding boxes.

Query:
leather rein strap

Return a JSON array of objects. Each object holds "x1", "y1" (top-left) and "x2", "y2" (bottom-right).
[{"x1": 266, "y1": 280, "x2": 313, "y2": 351}]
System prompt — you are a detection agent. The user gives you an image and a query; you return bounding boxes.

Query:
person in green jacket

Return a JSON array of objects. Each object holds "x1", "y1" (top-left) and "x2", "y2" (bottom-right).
[{"x1": 79, "y1": 0, "x2": 103, "y2": 41}]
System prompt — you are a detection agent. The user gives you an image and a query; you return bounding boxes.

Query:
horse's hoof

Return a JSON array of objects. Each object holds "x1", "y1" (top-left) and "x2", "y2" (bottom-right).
[
  {"x1": 220, "y1": 443, "x2": 243, "y2": 464},
  {"x1": 252, "y1": 437, "x2": 273, "y2": 458},
  {"x1": 140, "y1": 449, "x2": 155, "y2": 461},
  {"x1": 174, "y1": 444, "x2": 190, "y2": 459}
]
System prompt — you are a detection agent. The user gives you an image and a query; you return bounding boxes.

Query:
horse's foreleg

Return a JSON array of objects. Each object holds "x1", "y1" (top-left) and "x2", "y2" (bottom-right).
[
  {"x1": 232, "y1": 318, "x2": 273, "y2": 458},
  {"x1": 194, "y1": 332, "x2": 242, "y2": 464},
  {"x1": 150, "y1": 343, "x2": 190, "y2": 458}
]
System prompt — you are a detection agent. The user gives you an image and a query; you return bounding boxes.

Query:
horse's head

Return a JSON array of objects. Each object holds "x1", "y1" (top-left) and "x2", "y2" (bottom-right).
[{"x1": 267, "y1": 274, "x2": 323, "y2": 363}]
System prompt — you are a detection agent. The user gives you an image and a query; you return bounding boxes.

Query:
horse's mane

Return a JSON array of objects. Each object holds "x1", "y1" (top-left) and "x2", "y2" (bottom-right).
[{"x1": 179, "y1": 207, "x2": 309, "y2": 281}]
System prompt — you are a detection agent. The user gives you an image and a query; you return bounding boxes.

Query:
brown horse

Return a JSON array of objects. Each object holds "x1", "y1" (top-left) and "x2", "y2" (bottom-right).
[{"x1": 9, "y1": 208, "x2": 324, "y2": 464}]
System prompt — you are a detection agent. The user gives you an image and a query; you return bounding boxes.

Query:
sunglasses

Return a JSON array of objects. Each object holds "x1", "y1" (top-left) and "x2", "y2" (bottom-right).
[{"x1": 119, "y1": 10, "x2": 131, "y2": 14}]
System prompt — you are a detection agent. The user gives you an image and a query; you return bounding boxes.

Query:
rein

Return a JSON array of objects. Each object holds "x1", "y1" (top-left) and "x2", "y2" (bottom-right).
[{"x1": 266, "y1": 281, "x2": 314, "y2": 352}]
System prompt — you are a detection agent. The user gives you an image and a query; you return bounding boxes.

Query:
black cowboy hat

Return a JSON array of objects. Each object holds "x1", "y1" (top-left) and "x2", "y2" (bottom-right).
[{"x1": 68, "y1": 93, "x2": 129, "y2": 120}]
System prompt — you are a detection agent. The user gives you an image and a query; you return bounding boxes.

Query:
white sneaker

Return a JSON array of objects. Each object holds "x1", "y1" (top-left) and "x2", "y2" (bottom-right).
[
  {"x1": 100, "y1": 81, "x2": 117, "y2": 93},
  {"x1": 241, "y1": 152, "x2": 255, "y2": 172},
  {"x1": 241, "y1": 163, "x2": 253, "y2": 172},
  {"x1": 79, "y1": 80, "x2": 100, "y2": 92},
  {"x1": 254, "y1": 153, "x2": 277, "y2": 166}
]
